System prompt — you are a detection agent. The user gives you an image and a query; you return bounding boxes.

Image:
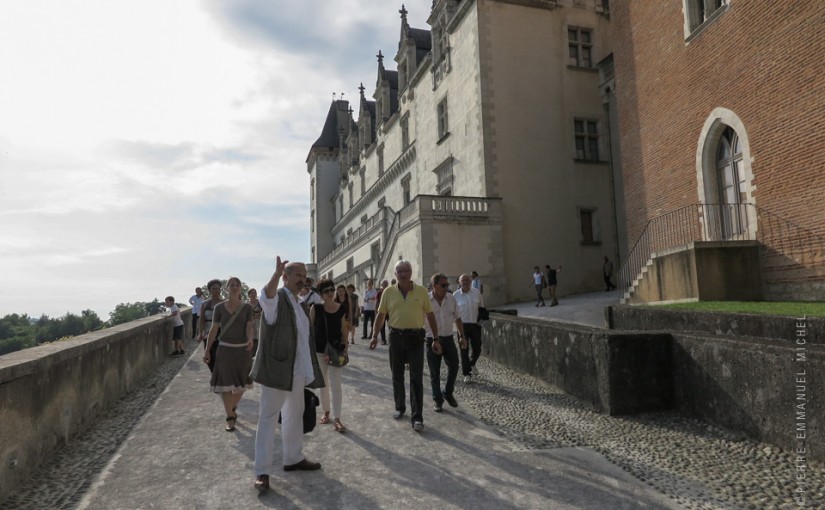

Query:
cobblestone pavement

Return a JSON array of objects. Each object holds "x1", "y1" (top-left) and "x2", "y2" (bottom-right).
[
  {"x1": 0, "y1": 345, "x2": 193, "y2": 510},
  {"x1": 453, "y1": 360, "x2": 824, "y2": 509},
  {"x1": 3, "y1": 338, "x2": 823, "y2": 509}
]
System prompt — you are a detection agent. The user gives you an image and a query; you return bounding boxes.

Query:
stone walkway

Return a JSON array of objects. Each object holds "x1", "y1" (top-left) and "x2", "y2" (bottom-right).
[{"x1": 3, "y1": 306, "x2": 823, "y2": 508}]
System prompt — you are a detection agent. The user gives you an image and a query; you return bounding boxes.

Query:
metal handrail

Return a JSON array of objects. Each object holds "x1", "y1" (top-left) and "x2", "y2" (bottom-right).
[{"x1": 618, "y1": 203, "x2": 825, "y2": 299}]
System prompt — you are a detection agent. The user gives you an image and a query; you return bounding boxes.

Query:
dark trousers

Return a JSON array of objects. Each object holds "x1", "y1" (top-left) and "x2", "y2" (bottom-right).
[
  {"x1": 604, "y1": 274, "x2": 616, "y2": 290},
  {"x1": 535, "y1": 284, "x2": 545, "y2": 304},
  {"x1": 460, "y1": 323, "x2": 483, "y2": 376},
  {"x1": 426, "y1": 336, "x2": 459, "y2": 403},
  {"x1": 191, "y1": 314, "x2": 199, "y2": 338},
  {"x1": 362, "y1": 310, "x2": 375, "y2": 337},
  {"x1": 389, "y1": 328, "x2": 425, "y2": 423}
]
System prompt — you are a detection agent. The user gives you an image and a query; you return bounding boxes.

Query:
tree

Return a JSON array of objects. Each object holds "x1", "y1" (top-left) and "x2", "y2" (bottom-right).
[{"x1": 200, "y1": 279, "x2": 252, "y2": 302}]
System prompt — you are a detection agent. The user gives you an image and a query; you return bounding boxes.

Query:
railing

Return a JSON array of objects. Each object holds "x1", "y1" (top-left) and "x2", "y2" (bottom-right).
[
  {"x1": 618, "y1": 203, "x2": 825, "y2": 298},
  {"x1": 319, "y1": 209, "x2": 387, "y2": 268}
]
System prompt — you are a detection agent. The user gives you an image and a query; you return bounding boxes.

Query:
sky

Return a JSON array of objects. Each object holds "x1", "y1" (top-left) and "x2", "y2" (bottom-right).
[{"x1": 0, "y1": 0, "x2": 433, "y2": 319}]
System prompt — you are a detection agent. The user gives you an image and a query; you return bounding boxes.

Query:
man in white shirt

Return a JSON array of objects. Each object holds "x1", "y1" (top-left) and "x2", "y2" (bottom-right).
[
  {"x1": 298, "y1": 277, "x2": 323, "y2": 306},
  {"x1": 361, "y1": 279, "x2": 378, "y2": 339},
  {"x1": 188, "y1": 287, "x2": 204, "y2": 338},
  {"x1": 251, "y1": 257, "x2": 324, "y2": 491},
  {"x1": 426, "y1": 273, "x2": 466, "y2": 412},
  {"x1": 454, "y1": 273, "x2": 485, "y2": 383}
]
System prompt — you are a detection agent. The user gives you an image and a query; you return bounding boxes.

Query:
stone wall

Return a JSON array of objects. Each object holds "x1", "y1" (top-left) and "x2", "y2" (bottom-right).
[
  {"x1": 0, "y1": 311, "x2": 191, "y2": 502},
  {"x1": 606, "y1": 305, "x2": 824, "y2": 345},
  {"x1": 483, "y1": 313, "x2": 673, "y2": 415},
  {"x1": 486, "y1": 311, "x2": 824, "y2": 463}
]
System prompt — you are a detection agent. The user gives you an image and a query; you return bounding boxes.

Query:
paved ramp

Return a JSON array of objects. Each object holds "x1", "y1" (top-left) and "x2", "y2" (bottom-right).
[{"x1": 78, "y1": 343, "x2": 675, "y2": 509}]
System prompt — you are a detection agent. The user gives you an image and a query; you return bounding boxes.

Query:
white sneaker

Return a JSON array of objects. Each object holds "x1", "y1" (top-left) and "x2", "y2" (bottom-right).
[
  {"x1": 412, "y1": 421, "x2": 424, "y2": 431},
  {"x1": 463, "y1": 375, "x2": 472, "y2": 384}
]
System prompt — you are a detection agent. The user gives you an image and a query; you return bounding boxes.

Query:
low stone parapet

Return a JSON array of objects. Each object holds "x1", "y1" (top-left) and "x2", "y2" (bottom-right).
[
  {"x1": 484, "y1": 313, "x2": 673, "y2": 415},
  {"x1": 606, "y1": 304, "x2": 824, "y2": 345},
  {"x1": 0, "y1": 311, "x2": 191, "y2": 502}
]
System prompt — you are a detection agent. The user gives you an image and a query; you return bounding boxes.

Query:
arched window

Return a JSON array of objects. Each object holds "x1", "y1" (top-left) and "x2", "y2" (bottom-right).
[
  {"x1": 715, "y1": 127, "x2": 746, "y2": 237},
  {"x1": 696, "y1": 108, "x2": 755, "y2": 241}
]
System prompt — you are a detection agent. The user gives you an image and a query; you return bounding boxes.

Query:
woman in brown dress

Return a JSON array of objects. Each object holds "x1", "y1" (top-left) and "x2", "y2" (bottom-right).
[{"x1": 203, "y1": 277, "x2": 253, "y2": 432}]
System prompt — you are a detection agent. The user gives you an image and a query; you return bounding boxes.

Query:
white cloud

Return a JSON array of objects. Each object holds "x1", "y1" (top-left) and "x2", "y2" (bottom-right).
[{"x1": 0, "y1": 0, "x2": 434, "y2": 318}]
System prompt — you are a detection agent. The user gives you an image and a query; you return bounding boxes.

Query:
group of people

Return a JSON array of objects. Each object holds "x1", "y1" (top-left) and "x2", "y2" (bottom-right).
[
  {"x1": 175, "y1": 257, "x2": 487, "y2": 492},
  {"x1": 529, "y1": 255, "x2": 617, "y2": 307}
]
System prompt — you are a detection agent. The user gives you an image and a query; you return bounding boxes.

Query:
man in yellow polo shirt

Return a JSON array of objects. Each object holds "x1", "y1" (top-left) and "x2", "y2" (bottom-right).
[{"x1": 370, "y1": 260, "x2": 440, "y2": 431}]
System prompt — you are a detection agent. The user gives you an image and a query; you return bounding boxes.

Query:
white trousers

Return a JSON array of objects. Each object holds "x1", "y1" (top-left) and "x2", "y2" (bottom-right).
[
  {"x1": 254, "y1": 374, "x2": 305, "y2": 475},
  {"x1": 316, "y1": 353, "x2": 343, "y2": 419}
]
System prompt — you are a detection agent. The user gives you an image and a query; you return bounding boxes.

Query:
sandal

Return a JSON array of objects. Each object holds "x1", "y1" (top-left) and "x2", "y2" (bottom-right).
[
  {"x1": 333, "y1": 419, "x2": 347, "y2": 433},
  {"x1": 319, "y1": 411, "x2": 330, "y2": 425},
  {"x1": 225, "y1": 415, "x2": 237, "y2": 432}
]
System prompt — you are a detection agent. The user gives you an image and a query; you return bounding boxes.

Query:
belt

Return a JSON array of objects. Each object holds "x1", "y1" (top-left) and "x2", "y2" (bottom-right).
[
  {"x1": 390, "y1": 327, "x2": 423, "y2": 335},
  {"x1": 218, "y1": 342, "x2": 249, "y2": 348}
]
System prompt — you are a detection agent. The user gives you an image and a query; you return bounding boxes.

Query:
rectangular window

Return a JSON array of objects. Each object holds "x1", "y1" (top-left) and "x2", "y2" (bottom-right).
[
  {"x1": 348, "y1": 183, "x2": 354, "y2": 208},
  {"x1": 371, "y1": 241, "x2": 380, "y2": 262},
  {"x1": 310, "y1": 179, "x2": 314, "y2": 203},
  {"x1": 687, "y1": 0, "x2": 726, "y2": 32},
  {"x1": 401, "y1": 176, "x2": 411, "y2": 206},
  {"x1": 346, "y1": 257, "x2": 354, "y2": 274},
  {"x1": 568, "y1": 27, "x2": 593, "y2": 68},
  {"x1": 378, "y1": 146, "x2": 385, "y2": 175},
  {"x1": 574, "y1": 118, "x2": 600, "y2": 161},
  {"x1": 580, "y1": 210, "x2": 594, "y2": 243},
  {"x1": 437, "y1": 98, "x2": 449, "y2": 139},
  {"x1": 311, "y1": 210, "x2": 315, "y2": 232},
  {"x1": 338, "y1": 195, "x2": 344, "y2": 220},
  {"x1": 359, "y1": 168, "x2": 366, "y2": 196},
  {"x1": 401, "y1": 117, "x2": 410, "y2": 148}
]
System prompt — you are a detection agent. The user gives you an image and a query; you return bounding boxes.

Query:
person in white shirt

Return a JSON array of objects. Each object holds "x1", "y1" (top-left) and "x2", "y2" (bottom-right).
[
  {"x1": 426, "y1": 273, "x2": 466, "y2": 412},
  {"x1": 250, "y1": 257, "x2": 325, "y2": 491},
  {"x1": 165, "y1": 296, "x2": 185, "y2": 357},
  {"x1": 471, "y1": 271, "x2": 483, "y2": 294},
  {"x1": 361, "y1": 279, "x2": 378, "y2": 339},
  {"x1": 454, "y1": 273, "x2": 486, "y2": 383},
  {"x1": 299, "y1": 277, "x2": 323, "y2": 306},
  {"x1": 188, "y1": 287, "x2": 204, "y2": 338}
]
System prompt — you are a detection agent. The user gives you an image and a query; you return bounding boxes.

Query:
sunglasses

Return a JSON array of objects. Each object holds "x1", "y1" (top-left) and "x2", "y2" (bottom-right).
[{"x1": 321, "y1": 288, "x2": 335, "y2": 294}]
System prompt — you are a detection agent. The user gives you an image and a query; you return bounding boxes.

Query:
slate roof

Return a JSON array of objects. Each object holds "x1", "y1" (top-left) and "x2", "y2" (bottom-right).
[{"x1": 311, "y1": 100, "x2": 348, "y2": 150}]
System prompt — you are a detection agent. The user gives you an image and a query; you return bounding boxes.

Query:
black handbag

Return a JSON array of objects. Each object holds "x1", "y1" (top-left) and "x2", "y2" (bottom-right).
[
  {"x1": 279, "y1": 388, "x2": 319, "y2": 434},
  {"x1": 478, "y1": 307, "x2": 490, "y2": 321}
]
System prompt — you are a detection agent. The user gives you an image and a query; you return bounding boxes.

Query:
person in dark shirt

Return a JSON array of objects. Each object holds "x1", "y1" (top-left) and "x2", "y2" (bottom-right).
[{"x1": 544, "y1": 264, "x2": 563, "y2": 307}]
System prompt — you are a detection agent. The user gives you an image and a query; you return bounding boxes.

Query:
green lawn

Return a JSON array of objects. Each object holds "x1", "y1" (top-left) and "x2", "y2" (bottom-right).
[{"x1": 649, "y1": 301, "x2": 825, "y2": 317}]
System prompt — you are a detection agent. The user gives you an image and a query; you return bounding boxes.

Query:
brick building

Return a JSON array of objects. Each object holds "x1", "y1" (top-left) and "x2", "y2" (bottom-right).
[{"x1": 610, "y1": 0, "x2": 825, "y2": 302}]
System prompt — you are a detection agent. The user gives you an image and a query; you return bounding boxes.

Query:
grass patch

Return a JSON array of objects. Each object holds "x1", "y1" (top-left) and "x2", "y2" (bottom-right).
[{"x1": 649, "y1": 301, "x2": 825, "y2": 317}]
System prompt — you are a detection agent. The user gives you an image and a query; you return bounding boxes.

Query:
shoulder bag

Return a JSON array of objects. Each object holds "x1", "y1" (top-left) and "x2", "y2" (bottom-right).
[{"x1": 323, "y1": 310, "x2": 349, "y2": 367}]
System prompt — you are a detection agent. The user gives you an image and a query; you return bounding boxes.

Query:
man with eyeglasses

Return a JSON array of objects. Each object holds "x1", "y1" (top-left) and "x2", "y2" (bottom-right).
[
  {"x1": 298, "y1": 277, "x2": 323, "y2": 306},
  {"x1": 425, "y1": 273, "x2": 466, "y2": 413},
  {"x1": 454, "y1": 273, "x2": 486, "y2": 383},
  {"x1": 369, "y1": 260, "x2": 439, "y2": 431}
]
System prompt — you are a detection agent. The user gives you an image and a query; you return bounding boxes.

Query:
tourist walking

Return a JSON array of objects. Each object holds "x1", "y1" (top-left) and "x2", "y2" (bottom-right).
[
  {"x1": 188, "y1": 287, "x2": 204, "y2": 338},
  {"x1": 374, "y1": 280, "x2": 389, "y2": 344},
  {"x1": 251, "y1": 257, "x2": 325, "y2": 491},
  {"x1": 471, "y1": 271, "x2": 483, "y2": 294},
  {"x1": 335, "y1": 285, "x2": 354, "y2": 342},
  {"x1": 361, "y1": 279, "x2": 378, "y2": 339},
  {"x1": 426, "y1": 273, "x2": 465, "y2": 412},
  {"x1": 247, "y1": 288, "x2": 263, "y2": 356},
  {"x1": 310, "y1": 279, "x2": 349, "y2": 432},
  {"x1": 198, "y1": 279, "x2": 223, "y2": 372},
  {"x1": 455, "y1": 273, "x2": 485, "y2": 383},
  {"x1": 299, "y1": 277, "x2": 323, "y2": 306},
  {"x1": 545, "y1": 264, "x2": 563, "y2": 306},
  {"x1": 603, "y1": 256, "x2": 616, "y2": 291},
  {"x1": 166, "y1": 296, "x2": 185, "y2": 357},
  {"x1": 346, "y1": 283, "x2": 360, "y2": 344},
  {"x1": 369, "y1": 260, "x2": 439, "y2": 431},
  {"x1": 532, "y1": 266, "x2": 546, "y2": 307},
  {"x1": 203, "y1": 277, "x2": 253, "y2": 433}
]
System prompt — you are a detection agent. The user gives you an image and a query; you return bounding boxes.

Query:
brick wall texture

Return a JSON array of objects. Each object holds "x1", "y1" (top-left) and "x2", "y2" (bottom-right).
[{"x1": 612, "y1": 1, "x2": 825, "y2": 294}]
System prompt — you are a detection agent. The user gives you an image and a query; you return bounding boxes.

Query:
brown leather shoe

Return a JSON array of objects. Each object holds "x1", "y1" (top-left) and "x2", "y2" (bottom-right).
[
  {"x1": 283, "y1": 459, "x2": 321, "y2": 472},
  {"x1": 254, "y1": 474, "x2": 270, "y2": 491}
]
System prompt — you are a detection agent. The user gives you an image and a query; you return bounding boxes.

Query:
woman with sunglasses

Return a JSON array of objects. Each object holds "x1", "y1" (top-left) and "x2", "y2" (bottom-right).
[{"x1": 310, "y1": 279, "x2": 350, "y2": 432}]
